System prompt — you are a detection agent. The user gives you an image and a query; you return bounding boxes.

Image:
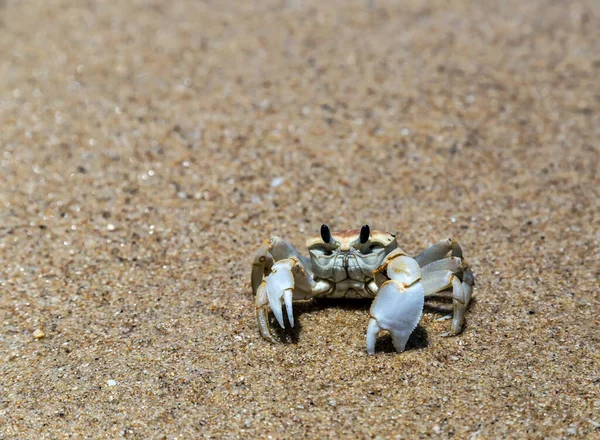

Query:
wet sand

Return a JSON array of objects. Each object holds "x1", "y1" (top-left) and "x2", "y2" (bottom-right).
[{"x1": 1, "y1": 0, "x2": 599, "y2": 438}]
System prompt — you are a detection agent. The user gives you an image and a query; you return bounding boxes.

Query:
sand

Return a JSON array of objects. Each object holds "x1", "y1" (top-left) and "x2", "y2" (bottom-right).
[{"x1": 1, "y1": 0, "x2": 599, "y2": 438}]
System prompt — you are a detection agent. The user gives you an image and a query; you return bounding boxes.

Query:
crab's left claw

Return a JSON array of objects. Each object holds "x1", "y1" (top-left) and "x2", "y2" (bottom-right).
[
  {"x1": 367, "y1": 281, "x2": 424, "y2": 354},
  {"x1": 367, "y1": 251, "x2": 425, "y2": 355}
]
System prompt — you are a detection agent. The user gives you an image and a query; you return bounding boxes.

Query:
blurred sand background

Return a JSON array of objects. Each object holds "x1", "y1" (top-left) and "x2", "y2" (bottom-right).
[{"x1": 1, "y1": 0, "x2": 599, "y2": 438}]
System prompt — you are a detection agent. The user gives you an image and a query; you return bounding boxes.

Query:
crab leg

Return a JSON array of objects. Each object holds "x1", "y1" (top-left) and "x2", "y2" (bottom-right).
[
  {"x1": 421, "y1": 265, "x2": 474, "y2": 335},
  {"x1": 421, "y1": 256, "x2": 464, "y2": 275},
  {"x1": 414, "y1": 238, "x2": 463, "y2": 267},
  {"x1": 251, "y1": 239, "x2": 275, "y2": 294},
  {"x1": 414, "y1": 239, "x2": 474, "y2": 334},
  {"x1": 251, "y1": 236, "x2": 312, "y2": 295}
]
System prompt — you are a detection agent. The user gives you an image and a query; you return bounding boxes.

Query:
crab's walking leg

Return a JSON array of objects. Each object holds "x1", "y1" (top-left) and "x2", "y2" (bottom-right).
[
  {"x1": 251, "y1": 239, "x2": 275, "y2": 295},
  {"x1": 421, "y1": 256, "x2": 463, "y2": 275},
  {"x1": 421, "y1": 264, "x2": 474, "y2": 335},
  {"x1": 415, "y1": 239, "x2": 474, "y2": 333},
  {"x1": 367, "y1": 251, "x2": 425, "y2": 355},
  {"x1": 414, "y1": 238, "x2": 463, "y2": 267}
]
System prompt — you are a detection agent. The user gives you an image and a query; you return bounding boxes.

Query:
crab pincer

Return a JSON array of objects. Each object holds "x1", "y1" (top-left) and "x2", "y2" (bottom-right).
[
  {"x1": 265, "y1": 260, "x2": 296, "y2": 328},
  {"x1": 367, "y1": 278, "x2": 425, "y2": 354},
  {"x1": 367, "y1": 252, "x2": 425, "y2": 354}
]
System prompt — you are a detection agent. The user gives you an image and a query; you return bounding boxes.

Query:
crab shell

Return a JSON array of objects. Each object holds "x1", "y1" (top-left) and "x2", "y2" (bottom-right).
[{"x1": 306, "y1": 229, "x2": 397, "y2": 285}]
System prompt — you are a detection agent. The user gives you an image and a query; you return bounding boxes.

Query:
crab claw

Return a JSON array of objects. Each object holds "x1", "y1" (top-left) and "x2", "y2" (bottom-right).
[
  {"x1": 265, "y1": 260, "x2": 296, "y2": 328},
  {"x1": 366, "y1": 280, "x2": 424, "y2": 354}
]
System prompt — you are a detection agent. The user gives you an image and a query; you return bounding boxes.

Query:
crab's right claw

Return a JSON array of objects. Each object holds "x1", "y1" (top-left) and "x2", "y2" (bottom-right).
[
  {"x1": 256, "y1": 282, "x2": 279, "y2": 343},
  {"x1": 255, "y1": 260, "x2": 296, "y2": 342},
  {"x1": 366, "y1": 280, "x2": 424, "y2": 355},
  {"x1": 266, "y1": 261, "x2": 295, "y2": 328}
]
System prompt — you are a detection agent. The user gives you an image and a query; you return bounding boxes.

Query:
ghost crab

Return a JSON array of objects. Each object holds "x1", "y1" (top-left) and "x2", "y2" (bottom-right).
[{"x1": 252, "y1": 225, "x2": 474, "y2": 354}]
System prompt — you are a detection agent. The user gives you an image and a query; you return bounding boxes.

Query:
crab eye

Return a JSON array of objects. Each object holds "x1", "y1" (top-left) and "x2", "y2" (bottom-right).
[
  {"x1": 320, "y1": 224, "x2": 331, "y2": 244},
  {"x1": 360, "y1": 224, "x2": 370, "y2": 244}
]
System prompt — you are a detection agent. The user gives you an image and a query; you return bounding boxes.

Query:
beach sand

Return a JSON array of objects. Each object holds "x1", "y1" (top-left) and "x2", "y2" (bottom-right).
[{"x1": 1, "y1": 0, "x2": 599, "y2": 438}]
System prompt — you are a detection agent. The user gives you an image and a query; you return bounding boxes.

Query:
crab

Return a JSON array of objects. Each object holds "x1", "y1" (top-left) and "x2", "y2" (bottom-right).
[{"x1": 251, "y1": 224, "x2": 474, "y2": 354}]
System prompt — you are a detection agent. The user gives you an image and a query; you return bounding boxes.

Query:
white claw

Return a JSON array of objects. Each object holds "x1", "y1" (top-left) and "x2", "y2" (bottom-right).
[
  {"x1": 368, "y1": 280, "x2": 424, "y2": 353},
  {"x1": 265, "y1": 262, "x2": 295, "y2": 329},
  {"x1": 366, "y1": 318, "x2": 381, "y2": 355},
  {"x1": 284, "y1": 289, "x2": 294, "y2": 327}
]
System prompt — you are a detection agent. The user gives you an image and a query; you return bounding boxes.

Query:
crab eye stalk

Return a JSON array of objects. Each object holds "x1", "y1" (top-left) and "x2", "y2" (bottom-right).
[
  {"x1": 360, "y1": 224, "x2": 370, "y2": 244},
  {"x1": 320, "y1": 224, "x2": 332, "y2": 244}
]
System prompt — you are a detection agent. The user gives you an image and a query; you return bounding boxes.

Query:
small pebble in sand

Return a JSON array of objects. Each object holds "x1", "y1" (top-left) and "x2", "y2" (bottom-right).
[
  {"x1": 270, "y1": 177, "x2": 285, "y2": 187},
  {"x1": 107, "y1": 379, "x2": 117, "y2": 387},
  {"x1": 107, "y1": 224, "x2": 116, "y2": 231},
  {"x1": 33, "y1": 329, "x2": 45, "y2": 339}
]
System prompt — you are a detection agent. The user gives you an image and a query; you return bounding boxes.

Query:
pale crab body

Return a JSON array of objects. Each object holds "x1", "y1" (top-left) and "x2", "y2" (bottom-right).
[
  {"x1": 251, "y1": 225, "x2": 474, "y2": 354},
  {"x1": 304, "y1": 229, "x2": 396, "y2": 298}
]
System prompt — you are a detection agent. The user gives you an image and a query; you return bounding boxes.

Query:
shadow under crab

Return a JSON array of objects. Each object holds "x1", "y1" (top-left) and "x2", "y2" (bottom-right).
[{"x1": 262, "y1": 294, "x2": 477, "y2": 351}]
